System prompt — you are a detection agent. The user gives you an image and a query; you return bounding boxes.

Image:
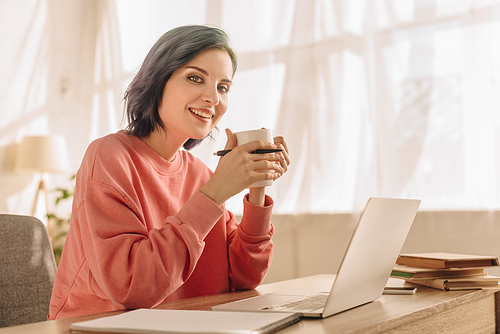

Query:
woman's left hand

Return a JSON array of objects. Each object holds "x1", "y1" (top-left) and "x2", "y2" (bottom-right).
[
  {"x1": 247, "y1": 134, "x2": 290, "y2": 206},
  {"x1": 272, "y1": 135, "x2": 290, "y2": 180}
]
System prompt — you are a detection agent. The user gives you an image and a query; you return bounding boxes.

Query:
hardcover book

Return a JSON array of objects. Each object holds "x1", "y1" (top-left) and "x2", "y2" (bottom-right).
[
  {"x1": 396, "y1": 253, "x2": 499, "y2": 269},
  {"x1": 391, "y1": 266, "x2": 486, "y2": 280},
  {"x1": 404, "y1": 275, "x2": 500, "y2": 291}
]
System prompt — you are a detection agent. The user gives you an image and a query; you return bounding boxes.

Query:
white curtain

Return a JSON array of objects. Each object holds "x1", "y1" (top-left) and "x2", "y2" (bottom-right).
[
  {"x1": 1, "y1": 0, "x2": 500, "y2": 217},
  {"x1": 0, "y1": 0, "x2": 123, "y2": 217}
]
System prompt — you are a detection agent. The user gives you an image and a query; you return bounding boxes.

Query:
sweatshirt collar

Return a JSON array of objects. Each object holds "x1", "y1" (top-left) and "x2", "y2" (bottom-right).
[{"x1": 120, "y1": 130, "x2": 184, "y2": 174}]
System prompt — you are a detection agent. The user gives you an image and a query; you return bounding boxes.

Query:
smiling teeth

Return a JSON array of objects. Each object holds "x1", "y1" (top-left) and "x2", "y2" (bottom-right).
[{"x1": 190, "y1": 108, "x2": 212, "y2": 119}]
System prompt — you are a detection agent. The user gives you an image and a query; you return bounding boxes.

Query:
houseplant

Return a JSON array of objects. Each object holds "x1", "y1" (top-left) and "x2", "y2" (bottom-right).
[{"x1": 47, "y1": 174, "x2": 75, "y2": 265}]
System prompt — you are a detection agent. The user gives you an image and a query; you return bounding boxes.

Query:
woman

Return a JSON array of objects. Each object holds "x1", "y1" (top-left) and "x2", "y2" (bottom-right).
[{"x1": 49, "y1": 25, "x2": 290, "y2": 320}]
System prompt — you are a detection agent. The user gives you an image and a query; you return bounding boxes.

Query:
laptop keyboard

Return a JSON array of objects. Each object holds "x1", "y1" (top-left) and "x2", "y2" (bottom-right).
[{"x1": 260, "y1": 292, "x2": 329, "y2": 312}]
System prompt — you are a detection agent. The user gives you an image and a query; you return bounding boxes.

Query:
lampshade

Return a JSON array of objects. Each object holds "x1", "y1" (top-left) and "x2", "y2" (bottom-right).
[{"x1": 15, "y1": 135, "x2": 70, "y2": 173}]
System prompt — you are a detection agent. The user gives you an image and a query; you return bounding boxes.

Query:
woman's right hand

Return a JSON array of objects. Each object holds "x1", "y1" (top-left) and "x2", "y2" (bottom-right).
[{"x1": 199, "y1": 129, "x2": 283, "y2": 206}]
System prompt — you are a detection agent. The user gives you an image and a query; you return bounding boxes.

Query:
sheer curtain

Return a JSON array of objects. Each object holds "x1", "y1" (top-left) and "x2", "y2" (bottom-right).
[
  {"x1": 373, "y1": 1, "x2": 500, "y2": 210},
  {"x1": 0, "y1": 0, "x2": 124, "y2": 216},
  {"x1": 1, "y1": 0, "x2": 500, "y2": 217}
]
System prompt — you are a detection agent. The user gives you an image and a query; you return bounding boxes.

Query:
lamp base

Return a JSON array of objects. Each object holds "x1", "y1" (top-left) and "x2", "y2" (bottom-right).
[{"x1": 31, "y1": 177, "x2": 52, "y2": 243}]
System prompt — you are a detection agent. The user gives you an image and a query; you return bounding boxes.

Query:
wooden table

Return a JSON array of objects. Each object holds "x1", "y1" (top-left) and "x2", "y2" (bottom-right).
[{"x1": 1, "y1": 274, "x2": 498, "y2": 334}]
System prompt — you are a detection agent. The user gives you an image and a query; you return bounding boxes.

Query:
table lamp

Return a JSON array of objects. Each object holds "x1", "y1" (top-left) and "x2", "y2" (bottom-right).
[{"x1": 15, "y1": 135, "x2": 70, "y2": 238}]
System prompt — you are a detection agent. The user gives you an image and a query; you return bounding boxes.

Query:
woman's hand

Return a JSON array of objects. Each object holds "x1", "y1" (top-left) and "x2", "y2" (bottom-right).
[
  {"x1": 200, "y1": 129, "x2": 287, "y2": 206},
  {"x1": 272, "y1": 134, "x2": 290, "y2": 177},
  {"x1": 248, "y1": 133, "x2": 290, "y2": 205}
]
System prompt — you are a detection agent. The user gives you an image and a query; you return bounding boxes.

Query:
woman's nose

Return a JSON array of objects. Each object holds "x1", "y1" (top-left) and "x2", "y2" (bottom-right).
[{"x1": 202, "y1": 86, "x2": 219, "y2": 106}]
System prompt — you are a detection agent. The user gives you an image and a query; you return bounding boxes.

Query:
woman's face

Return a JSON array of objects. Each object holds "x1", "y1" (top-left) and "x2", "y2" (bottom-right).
[{"x1": 158, "y1": 48, "x2": 234, "y2": 144}]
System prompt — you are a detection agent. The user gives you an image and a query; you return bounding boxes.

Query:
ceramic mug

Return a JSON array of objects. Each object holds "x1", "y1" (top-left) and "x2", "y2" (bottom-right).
[{"x1": 234, "y1": 128, "x2": 274, "y2": 188}]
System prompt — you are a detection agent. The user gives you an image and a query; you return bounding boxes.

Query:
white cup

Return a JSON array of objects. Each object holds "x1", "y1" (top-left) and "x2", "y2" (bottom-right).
[{"x1": 234, "y1": 128, "x2": 274, "y2": 188}]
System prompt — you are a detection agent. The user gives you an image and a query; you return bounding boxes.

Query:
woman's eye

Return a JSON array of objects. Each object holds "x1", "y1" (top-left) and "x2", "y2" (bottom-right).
[
  {"x1": 218, "y1": 86, "x2": 230, "y2": 94},
  {"x1": 188, "y1": 75, "x2": 203, "y2": 83}
]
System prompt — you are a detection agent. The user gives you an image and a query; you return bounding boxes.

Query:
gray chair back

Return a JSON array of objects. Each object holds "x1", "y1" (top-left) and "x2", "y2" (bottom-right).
[{"x1": 0, "y1": 214, "x2": 57, "y2": 327}]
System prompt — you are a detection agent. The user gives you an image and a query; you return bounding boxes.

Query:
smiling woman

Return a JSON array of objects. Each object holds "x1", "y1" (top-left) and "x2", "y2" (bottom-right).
[
  {"x1": 48, "y1": 25, "x2": 290, "y2": 320},
  {"x1": 124, "y1": 25, "x2": 238, "y2": 151},
  {"x1": 142, "y1": 48, "x2": 234, "y2": 161}
]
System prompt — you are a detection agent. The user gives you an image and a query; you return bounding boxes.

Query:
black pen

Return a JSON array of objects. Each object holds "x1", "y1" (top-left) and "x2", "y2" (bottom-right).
[{"x1": 213, "y1": 148, "x2": 283, "y2": 156}]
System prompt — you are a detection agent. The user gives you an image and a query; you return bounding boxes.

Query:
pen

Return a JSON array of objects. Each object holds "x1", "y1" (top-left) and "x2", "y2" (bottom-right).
[{"x1": 213, "y1": 148, "x2": 283, "y2": 156}]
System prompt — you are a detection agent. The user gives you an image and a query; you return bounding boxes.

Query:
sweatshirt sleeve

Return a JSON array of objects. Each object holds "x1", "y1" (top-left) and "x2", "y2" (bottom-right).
[
  {"x1": 78, "y1": 181, "x2": 224, "y2": 310},
  {"x1": 226, "y1": 194, "x2": 274, "y2": 290}
]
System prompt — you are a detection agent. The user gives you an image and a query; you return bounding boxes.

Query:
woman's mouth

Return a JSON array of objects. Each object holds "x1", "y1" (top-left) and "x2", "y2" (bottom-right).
[{"x1": 189, "y1": 108, "x2": 213, "y2": 119}]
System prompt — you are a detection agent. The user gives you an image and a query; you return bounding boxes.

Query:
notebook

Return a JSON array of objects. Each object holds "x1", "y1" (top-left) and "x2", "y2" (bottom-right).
[
  {"x1": 212, "y1": 197, "x2": 421, "y2": 318},
  {"x1": 69, "y1": 308, "x2": 302, "y2": 334}
]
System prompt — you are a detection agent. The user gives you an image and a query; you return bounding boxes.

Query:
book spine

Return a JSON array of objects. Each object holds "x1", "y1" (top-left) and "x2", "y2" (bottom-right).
[{"x1": 397, "y1": 258, "x2": 446, "y2": 269}]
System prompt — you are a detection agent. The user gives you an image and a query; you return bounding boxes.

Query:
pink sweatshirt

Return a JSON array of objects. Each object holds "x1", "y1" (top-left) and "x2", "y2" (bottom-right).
[{"x1": 49, "y1": 131, "x2": 274, "y2": 319}]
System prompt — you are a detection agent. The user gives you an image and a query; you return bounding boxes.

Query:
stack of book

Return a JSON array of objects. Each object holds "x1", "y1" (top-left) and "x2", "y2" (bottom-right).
[{"x1": 391, "y1": 253, "x2": 500, "y2": 291}]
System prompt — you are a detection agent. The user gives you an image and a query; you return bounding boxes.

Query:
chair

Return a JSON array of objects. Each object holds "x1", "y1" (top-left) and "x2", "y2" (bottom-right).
[{"x1": 0, "y1": 214, "x2": 57, "y2": 327}]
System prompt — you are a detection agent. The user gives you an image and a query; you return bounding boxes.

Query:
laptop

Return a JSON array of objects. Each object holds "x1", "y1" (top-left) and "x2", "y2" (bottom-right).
[{"x1": 212, "y1": 197, "x2": 421, "y2": 318}]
